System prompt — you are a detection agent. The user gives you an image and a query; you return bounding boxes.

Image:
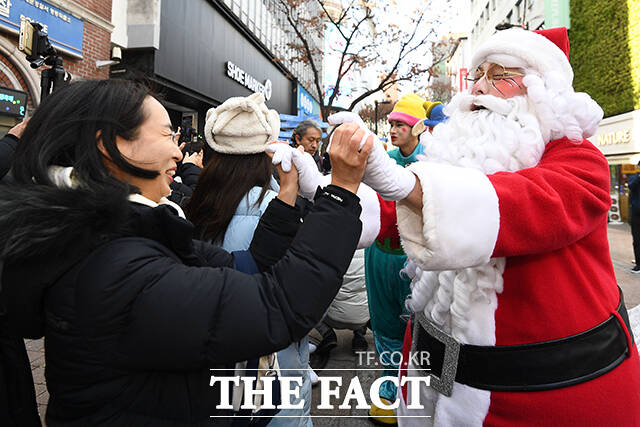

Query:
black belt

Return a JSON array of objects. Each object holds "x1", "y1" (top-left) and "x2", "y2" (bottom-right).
[{"x1": 412, "y1": 289, "x2": 635, "y2": 396}]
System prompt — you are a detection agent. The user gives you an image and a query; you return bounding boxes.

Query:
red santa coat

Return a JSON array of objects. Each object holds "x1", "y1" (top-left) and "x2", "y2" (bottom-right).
[{"x1": 390, "y1": 137, "x2": 640, "y2": 426}]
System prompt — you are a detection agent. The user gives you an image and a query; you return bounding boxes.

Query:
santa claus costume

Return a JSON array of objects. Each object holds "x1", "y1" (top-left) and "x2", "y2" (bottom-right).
[
  {"x1": 384, "y1": 27, "x2": 640, "y2": 426},
  {"x1": 268, "y1": 28, "x2": 640, "y2": 425}
]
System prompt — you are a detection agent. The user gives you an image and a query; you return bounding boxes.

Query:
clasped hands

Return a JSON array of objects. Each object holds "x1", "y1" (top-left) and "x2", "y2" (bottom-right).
[{"x1": 266, "y1": 112, "x2": 416, "y2": 201}]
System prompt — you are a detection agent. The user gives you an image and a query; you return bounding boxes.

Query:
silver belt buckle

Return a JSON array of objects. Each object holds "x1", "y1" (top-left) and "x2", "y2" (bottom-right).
[{"x1": 411, "y1": 312, "x2": 460, "y2": 397}]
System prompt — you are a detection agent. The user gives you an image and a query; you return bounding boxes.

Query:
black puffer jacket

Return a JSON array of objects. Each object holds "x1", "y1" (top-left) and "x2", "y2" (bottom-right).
[
  {"x1": 168, "y1": 162, "x2": 202, "y2": 207},
  {"x1": 0, "y1": 134, "x2": 18, "y2": 180},
  {"x1": 0, "y1": 184, "x2": 362, "y2": 426}
]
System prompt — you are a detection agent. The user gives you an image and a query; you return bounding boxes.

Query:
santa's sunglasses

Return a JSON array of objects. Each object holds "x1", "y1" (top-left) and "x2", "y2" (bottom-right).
[{"x1": 465, "y1": 63, "x2": 525, "y2": 96}]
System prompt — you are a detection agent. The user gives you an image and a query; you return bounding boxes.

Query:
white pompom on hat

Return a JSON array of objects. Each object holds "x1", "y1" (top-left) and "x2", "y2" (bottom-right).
[
  {"x1": 204, "y1": 92, "x2": 280, "y2": 154},
  {"x1": 470, "y1": 27, "x2": 573, "y2": 87}
]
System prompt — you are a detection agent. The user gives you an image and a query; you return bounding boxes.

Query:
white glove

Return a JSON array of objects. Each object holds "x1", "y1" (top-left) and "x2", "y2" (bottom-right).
[
  {"x1": 266, "y1": 143, "x2": 324, "y2": 200},
  {"x1": 363, "y1": 138, "x2": 416, "y2": 200},
  {"x1": 327, "y1": 111, "x2": 366, "y2": 127},
  {"x1": 327, "y1": 113, "x2": 416, "y2": 201},
  {"x1": 267, "y1": 142, "x2": 293, "y2": 172}
]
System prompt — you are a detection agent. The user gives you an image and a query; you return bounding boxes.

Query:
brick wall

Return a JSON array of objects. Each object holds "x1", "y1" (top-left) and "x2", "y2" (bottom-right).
[
  {"x1": 0, "y1": 53, "x2": 34, "y2": 106},
  {"x1": 63, "y1": 19, "x2": 112, "y2": 80},
  {"x1": 73, "y1": 0, "x2": 111, "y2": 21},
  {"x1": 62, "y1": 0, "x2": 113, "y2": 81}
]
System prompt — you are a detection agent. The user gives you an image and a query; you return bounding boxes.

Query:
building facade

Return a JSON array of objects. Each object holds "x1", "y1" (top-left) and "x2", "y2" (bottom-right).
[
  {"x1": 110, "y1": 0, "x2": 322, "y2": 135},
  {"x1": 589, "y1": 110, "x2": 640, "y2": 223},
  {"x1": 469, "y1": 0, "x2": 545, "y2": 50},
  {"x1": 0, "y1": 0, "x2": 113, "y2": 135},
  {"x1": 445, "y1": 34, "x2": 471, "y2": 97}
]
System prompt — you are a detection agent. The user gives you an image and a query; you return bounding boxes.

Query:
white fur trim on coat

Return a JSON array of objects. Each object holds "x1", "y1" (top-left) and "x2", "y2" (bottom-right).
[
  {"x1": 129, "y1": 193, "x2": 186, "y2": 219},
  {"x1": 396, "y1": 162, "x2": 499, "y2": 270},
  {"x1": 319, "y1": 175, "x2": 380, "y2": 250},
  {"x1": 356, "y1": 182, "x2": 380, "y2": 249},
  {"x1": 398, "y1": 365, "x2": 490, "y2": 427}
]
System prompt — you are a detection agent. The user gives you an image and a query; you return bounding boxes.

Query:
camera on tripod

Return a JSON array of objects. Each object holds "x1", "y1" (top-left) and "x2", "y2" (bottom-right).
[{"x1": 18, "y1": 17, "x2": 71, "y2": 100}]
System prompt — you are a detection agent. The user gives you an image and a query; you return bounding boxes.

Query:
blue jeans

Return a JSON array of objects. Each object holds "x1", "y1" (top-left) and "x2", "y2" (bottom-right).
[{"x1": 268, "y1": 336, "x2": 312, "y2": 426}]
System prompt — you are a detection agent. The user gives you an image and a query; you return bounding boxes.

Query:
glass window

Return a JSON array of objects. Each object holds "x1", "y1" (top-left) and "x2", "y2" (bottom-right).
[{"x1": 248, "y1": 0, "x2": 255, "y2": 26}]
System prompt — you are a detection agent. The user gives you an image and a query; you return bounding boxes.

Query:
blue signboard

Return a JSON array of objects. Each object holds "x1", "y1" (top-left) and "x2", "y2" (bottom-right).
[
  {"x1": 0, "y1": 0, "x2": 84, "y2": 57},
  {"x1": 297, "y1": 83, "x2": 321, "y2": 116}
]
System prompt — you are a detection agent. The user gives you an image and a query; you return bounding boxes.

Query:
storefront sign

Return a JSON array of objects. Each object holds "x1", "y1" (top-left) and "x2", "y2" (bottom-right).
[
  {"x1": 459, "y1": 68, "x2": 468, "y2": 92},
  {"x1": 0, "y1": 86, "x2": 27, "y2": 117},
  {"x1": 297, "y1": 83, "x2": 321, "y2": 116},
  {"x1": 597, "y1": 129, "x2": 632, "y2": 147},
  {"x1": 0, "y1": 0, "x2": 83, "y2": 57},
  {"x1": 226, "y1": 61, "x2": 272, "y2": 101},
  {"x1": 544, "y1": 0, "x2": 571, "y2": 29},
  {"x1": 622, "y1": 164, "x2": 640, "y2": 174}
]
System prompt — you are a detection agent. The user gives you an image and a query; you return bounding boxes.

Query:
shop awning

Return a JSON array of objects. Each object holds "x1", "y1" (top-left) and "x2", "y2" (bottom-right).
[{"x1": 605, "y1": 153, "x2": 640, "y2": 165}]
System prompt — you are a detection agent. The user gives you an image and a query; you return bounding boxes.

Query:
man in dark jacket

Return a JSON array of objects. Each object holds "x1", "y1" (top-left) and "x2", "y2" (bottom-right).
[
  {"x1": 0, "y1": 118, "x2": 41, "y2": 426},
  {"x1": 629, "y1": 165, "x2": 640, "y2": 273},
  {"x1": 0, "y1": 119, "x2": 28, "y2": 180},
  {"x1": 168, "y1": 150, "x2": 203, "y2": 207}
]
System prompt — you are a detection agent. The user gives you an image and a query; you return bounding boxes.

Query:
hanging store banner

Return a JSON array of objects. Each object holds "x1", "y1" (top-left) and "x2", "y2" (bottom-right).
[
  {"x1": 544, "y1": 0, "x2": 571, "y2": 29},
  {"x1": 0, "y1": 0, "x2": 84, "y2": 57},
  {"x1": 296, "y1": 83, "x2": 321, "y2": 116}
]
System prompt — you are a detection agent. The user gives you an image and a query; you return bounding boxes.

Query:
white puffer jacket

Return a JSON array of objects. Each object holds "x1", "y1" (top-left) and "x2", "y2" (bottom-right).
[{"x1": 325, "y1": 249, "x2": 369, "y2": 329}]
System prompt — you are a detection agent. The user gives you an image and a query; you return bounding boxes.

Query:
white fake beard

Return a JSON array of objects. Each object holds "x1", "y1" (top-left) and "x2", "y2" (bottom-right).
[
  {"x1": 418, "y1": 93, "x2": 546, "y2": 175},
  {"x1": 406, "y1": 93, "x2": 546, "y2": 316}
]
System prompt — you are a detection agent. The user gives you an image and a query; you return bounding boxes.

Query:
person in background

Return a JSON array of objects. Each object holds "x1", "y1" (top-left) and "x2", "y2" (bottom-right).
[
  {"x1": 310, "y1": 248, "x2": 370, "y2": 364},
  {"x1": 362, "y1": 93, "x2": 442, "y2": 424},
  {"x1": 186, "y1": 93, "x2": 280, "y2": 250},
  {"x1": 167, "y1": 136, "x2": 204, "y2": 208},
  {"x1": 186, "y1": 93, "x2": 314, "y2": 426},
  {"x1": 0, "y1": 119, "x2": 29, "y2": 180},
  {"x1": 629, "y1": 162, "x2": 640, "y2": 273},
  {"x1": 292, "y1": 119, "x2": 330, "y2": 173}
]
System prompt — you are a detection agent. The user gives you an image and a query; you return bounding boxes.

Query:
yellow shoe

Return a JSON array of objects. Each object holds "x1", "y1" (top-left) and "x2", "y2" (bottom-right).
[{"x1": 368, "y1": 398, "x2": 397, "y2": 425}]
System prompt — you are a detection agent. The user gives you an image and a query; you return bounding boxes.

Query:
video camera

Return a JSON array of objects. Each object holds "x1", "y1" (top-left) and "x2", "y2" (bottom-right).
[{"x1": 18, "y1": 18, "x2": 71, "y2": 100}]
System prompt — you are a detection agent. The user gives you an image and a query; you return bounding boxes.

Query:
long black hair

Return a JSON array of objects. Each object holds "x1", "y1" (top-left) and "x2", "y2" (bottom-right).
[
  {"x1": 185, "y1": 151, "x2": 273, "y2": 243},
  {"x1": 12, "y1": 79, "x2": 156, "y2": 194}
]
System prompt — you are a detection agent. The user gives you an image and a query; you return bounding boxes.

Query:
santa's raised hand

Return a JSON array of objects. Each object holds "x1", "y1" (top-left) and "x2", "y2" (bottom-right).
[{"x1": 328, "y1": 112, "x2": 416, "y2": 201}]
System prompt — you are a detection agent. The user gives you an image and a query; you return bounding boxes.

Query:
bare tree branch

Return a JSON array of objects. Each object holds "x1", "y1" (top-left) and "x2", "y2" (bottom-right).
[{"x1": 276, "y1": 1, "x2": 441, "y2": 117}]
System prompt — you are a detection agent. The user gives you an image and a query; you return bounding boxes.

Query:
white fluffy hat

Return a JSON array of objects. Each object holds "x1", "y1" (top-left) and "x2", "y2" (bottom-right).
[
  {"x1": 470, "y1": 27, "x2": 573, "y2": 86},
  {"x1": 204, "y1": 93, "x2": 280, "y2": 154}
]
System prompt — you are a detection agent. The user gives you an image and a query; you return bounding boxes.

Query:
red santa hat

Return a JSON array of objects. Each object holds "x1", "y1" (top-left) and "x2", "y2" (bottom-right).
[{"x1": 470, "y1": 27, "x2": 573, "y2": 85}]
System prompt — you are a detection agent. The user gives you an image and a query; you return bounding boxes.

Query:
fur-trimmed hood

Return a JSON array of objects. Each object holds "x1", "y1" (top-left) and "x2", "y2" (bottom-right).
[
  {"x1": 0, "y1": 183, "x2": 198, "y2": 338},
  {"x1": 0, "y1": 183, "x2": 131, "y2": 263}
]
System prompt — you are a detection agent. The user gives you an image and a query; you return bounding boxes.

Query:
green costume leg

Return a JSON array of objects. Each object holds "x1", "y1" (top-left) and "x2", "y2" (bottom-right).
[{"x1": 364, "y1": 244, "x2": 412, "y2": 401}]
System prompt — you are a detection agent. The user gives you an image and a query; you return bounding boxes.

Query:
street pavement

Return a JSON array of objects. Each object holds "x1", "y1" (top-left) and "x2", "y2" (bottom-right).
[{"x1": 25, "y1": 223, "x2": 640, "y2": 425}]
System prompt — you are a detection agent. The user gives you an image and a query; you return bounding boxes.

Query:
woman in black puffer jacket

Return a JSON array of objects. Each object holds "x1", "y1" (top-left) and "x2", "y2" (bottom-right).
[{"x1": 0, "y1": 79, "x2": 373, "y2": 426}]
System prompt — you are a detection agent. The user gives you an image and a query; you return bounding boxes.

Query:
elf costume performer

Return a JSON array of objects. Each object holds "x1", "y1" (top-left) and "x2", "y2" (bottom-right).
[
  {"x1": 364, "y1": 94, "x2": 445, "y2": 423},
  {"x1": 327, "y1": 27, "x2": 640, "y2": 426}
]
